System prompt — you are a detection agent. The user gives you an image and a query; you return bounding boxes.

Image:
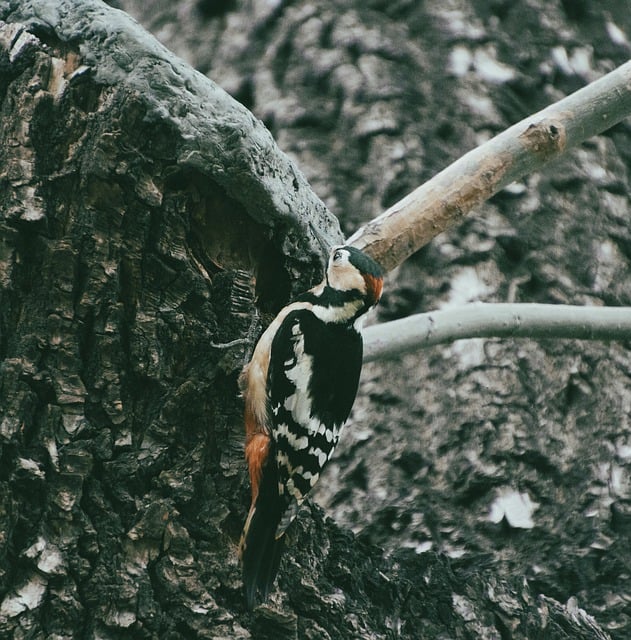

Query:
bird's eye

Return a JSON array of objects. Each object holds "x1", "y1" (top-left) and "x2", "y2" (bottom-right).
[{"x1": 333, "y1": 250, "x2": 343, "y2": 262}]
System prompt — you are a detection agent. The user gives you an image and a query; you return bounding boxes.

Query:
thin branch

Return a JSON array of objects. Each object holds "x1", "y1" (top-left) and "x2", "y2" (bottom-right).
[
  {"x1": 349, "y1": 61, "x2": 631, "y2": 271},
  {"x1": 362, "y1": 303, "x2": 631, "y2": 362}
]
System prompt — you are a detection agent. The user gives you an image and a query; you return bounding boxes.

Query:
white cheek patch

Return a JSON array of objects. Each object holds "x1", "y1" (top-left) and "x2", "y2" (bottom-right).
[
  {"x1": 327, "y1": 267, "x2": 366, "y2": 293},
  {"x1": 312, "y1": 299, "x2": 363, "y2": 323}
]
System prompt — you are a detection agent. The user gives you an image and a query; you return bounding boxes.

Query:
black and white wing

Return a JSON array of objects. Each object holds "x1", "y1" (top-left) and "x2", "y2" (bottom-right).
[{"x1": 268, "y1": 308, "x2": 363, "y2": 536}]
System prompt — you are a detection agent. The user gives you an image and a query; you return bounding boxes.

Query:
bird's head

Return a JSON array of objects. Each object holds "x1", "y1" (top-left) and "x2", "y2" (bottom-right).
[{"x1": 325, "y1": 245, "x2": 384, "y2": 309}]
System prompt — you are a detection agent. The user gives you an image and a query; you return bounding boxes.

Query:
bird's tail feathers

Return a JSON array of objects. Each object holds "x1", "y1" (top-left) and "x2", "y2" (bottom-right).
[{"x1": 240, "y1": 460, "x2": 286, "y2": 609}]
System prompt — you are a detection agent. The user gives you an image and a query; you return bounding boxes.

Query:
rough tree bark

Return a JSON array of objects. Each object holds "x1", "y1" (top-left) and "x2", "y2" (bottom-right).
[{"x1": 0, "y1": 1, "x2": 624, "y2": 639}]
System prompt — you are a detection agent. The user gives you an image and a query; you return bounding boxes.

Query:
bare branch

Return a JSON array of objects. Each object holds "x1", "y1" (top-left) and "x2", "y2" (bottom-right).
[
  {"x1": 363, "y1": 303, "x2": 631, "y2": 362},
  {"x1": 349, "y1": 61, "x2": 631, "y2": 271}
]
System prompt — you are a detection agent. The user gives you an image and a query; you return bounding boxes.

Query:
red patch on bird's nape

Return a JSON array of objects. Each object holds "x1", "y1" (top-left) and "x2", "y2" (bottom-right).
[{"x1": 363, "y1": 273, "x2": 383, "y2": 307}]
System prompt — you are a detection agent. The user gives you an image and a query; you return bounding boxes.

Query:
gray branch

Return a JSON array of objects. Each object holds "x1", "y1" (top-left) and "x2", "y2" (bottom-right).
[
  {"x1": 363, "y1": 303, "x2": 631, "y2": 362},
  {"x1": 349, "y1": 60, "x2": 631, "y2": 272}
]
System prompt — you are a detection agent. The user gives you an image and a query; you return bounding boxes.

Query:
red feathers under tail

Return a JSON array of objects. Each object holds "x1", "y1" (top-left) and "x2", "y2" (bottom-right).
[{"x1": 240, "y1": 456, "x2": 286, "y2": 609}]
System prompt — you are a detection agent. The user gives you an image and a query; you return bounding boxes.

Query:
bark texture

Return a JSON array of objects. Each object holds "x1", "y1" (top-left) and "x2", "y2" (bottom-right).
[
  {"x1": 0, "y1": 1, "x2": 342, "y2": 637},
  {"x1": 1, "y1": 0, "x2": 631, "y2": 639}
]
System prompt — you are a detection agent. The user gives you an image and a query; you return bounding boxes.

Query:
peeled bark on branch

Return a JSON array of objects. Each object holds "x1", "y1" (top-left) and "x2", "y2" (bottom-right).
[{"x1": 349, "y1": 60, "x2": 631, "y2": 271}]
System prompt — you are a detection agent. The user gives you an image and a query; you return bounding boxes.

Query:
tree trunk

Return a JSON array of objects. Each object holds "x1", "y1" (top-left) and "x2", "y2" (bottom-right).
[{"x1": 0, "y1": 1, "x2": 622, "y2": 638}]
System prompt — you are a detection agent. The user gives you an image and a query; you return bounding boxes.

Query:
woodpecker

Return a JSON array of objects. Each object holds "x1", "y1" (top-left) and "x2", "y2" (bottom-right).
[{"x1": 238, "y1": 245, "x2": 384, "y2": 608}]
